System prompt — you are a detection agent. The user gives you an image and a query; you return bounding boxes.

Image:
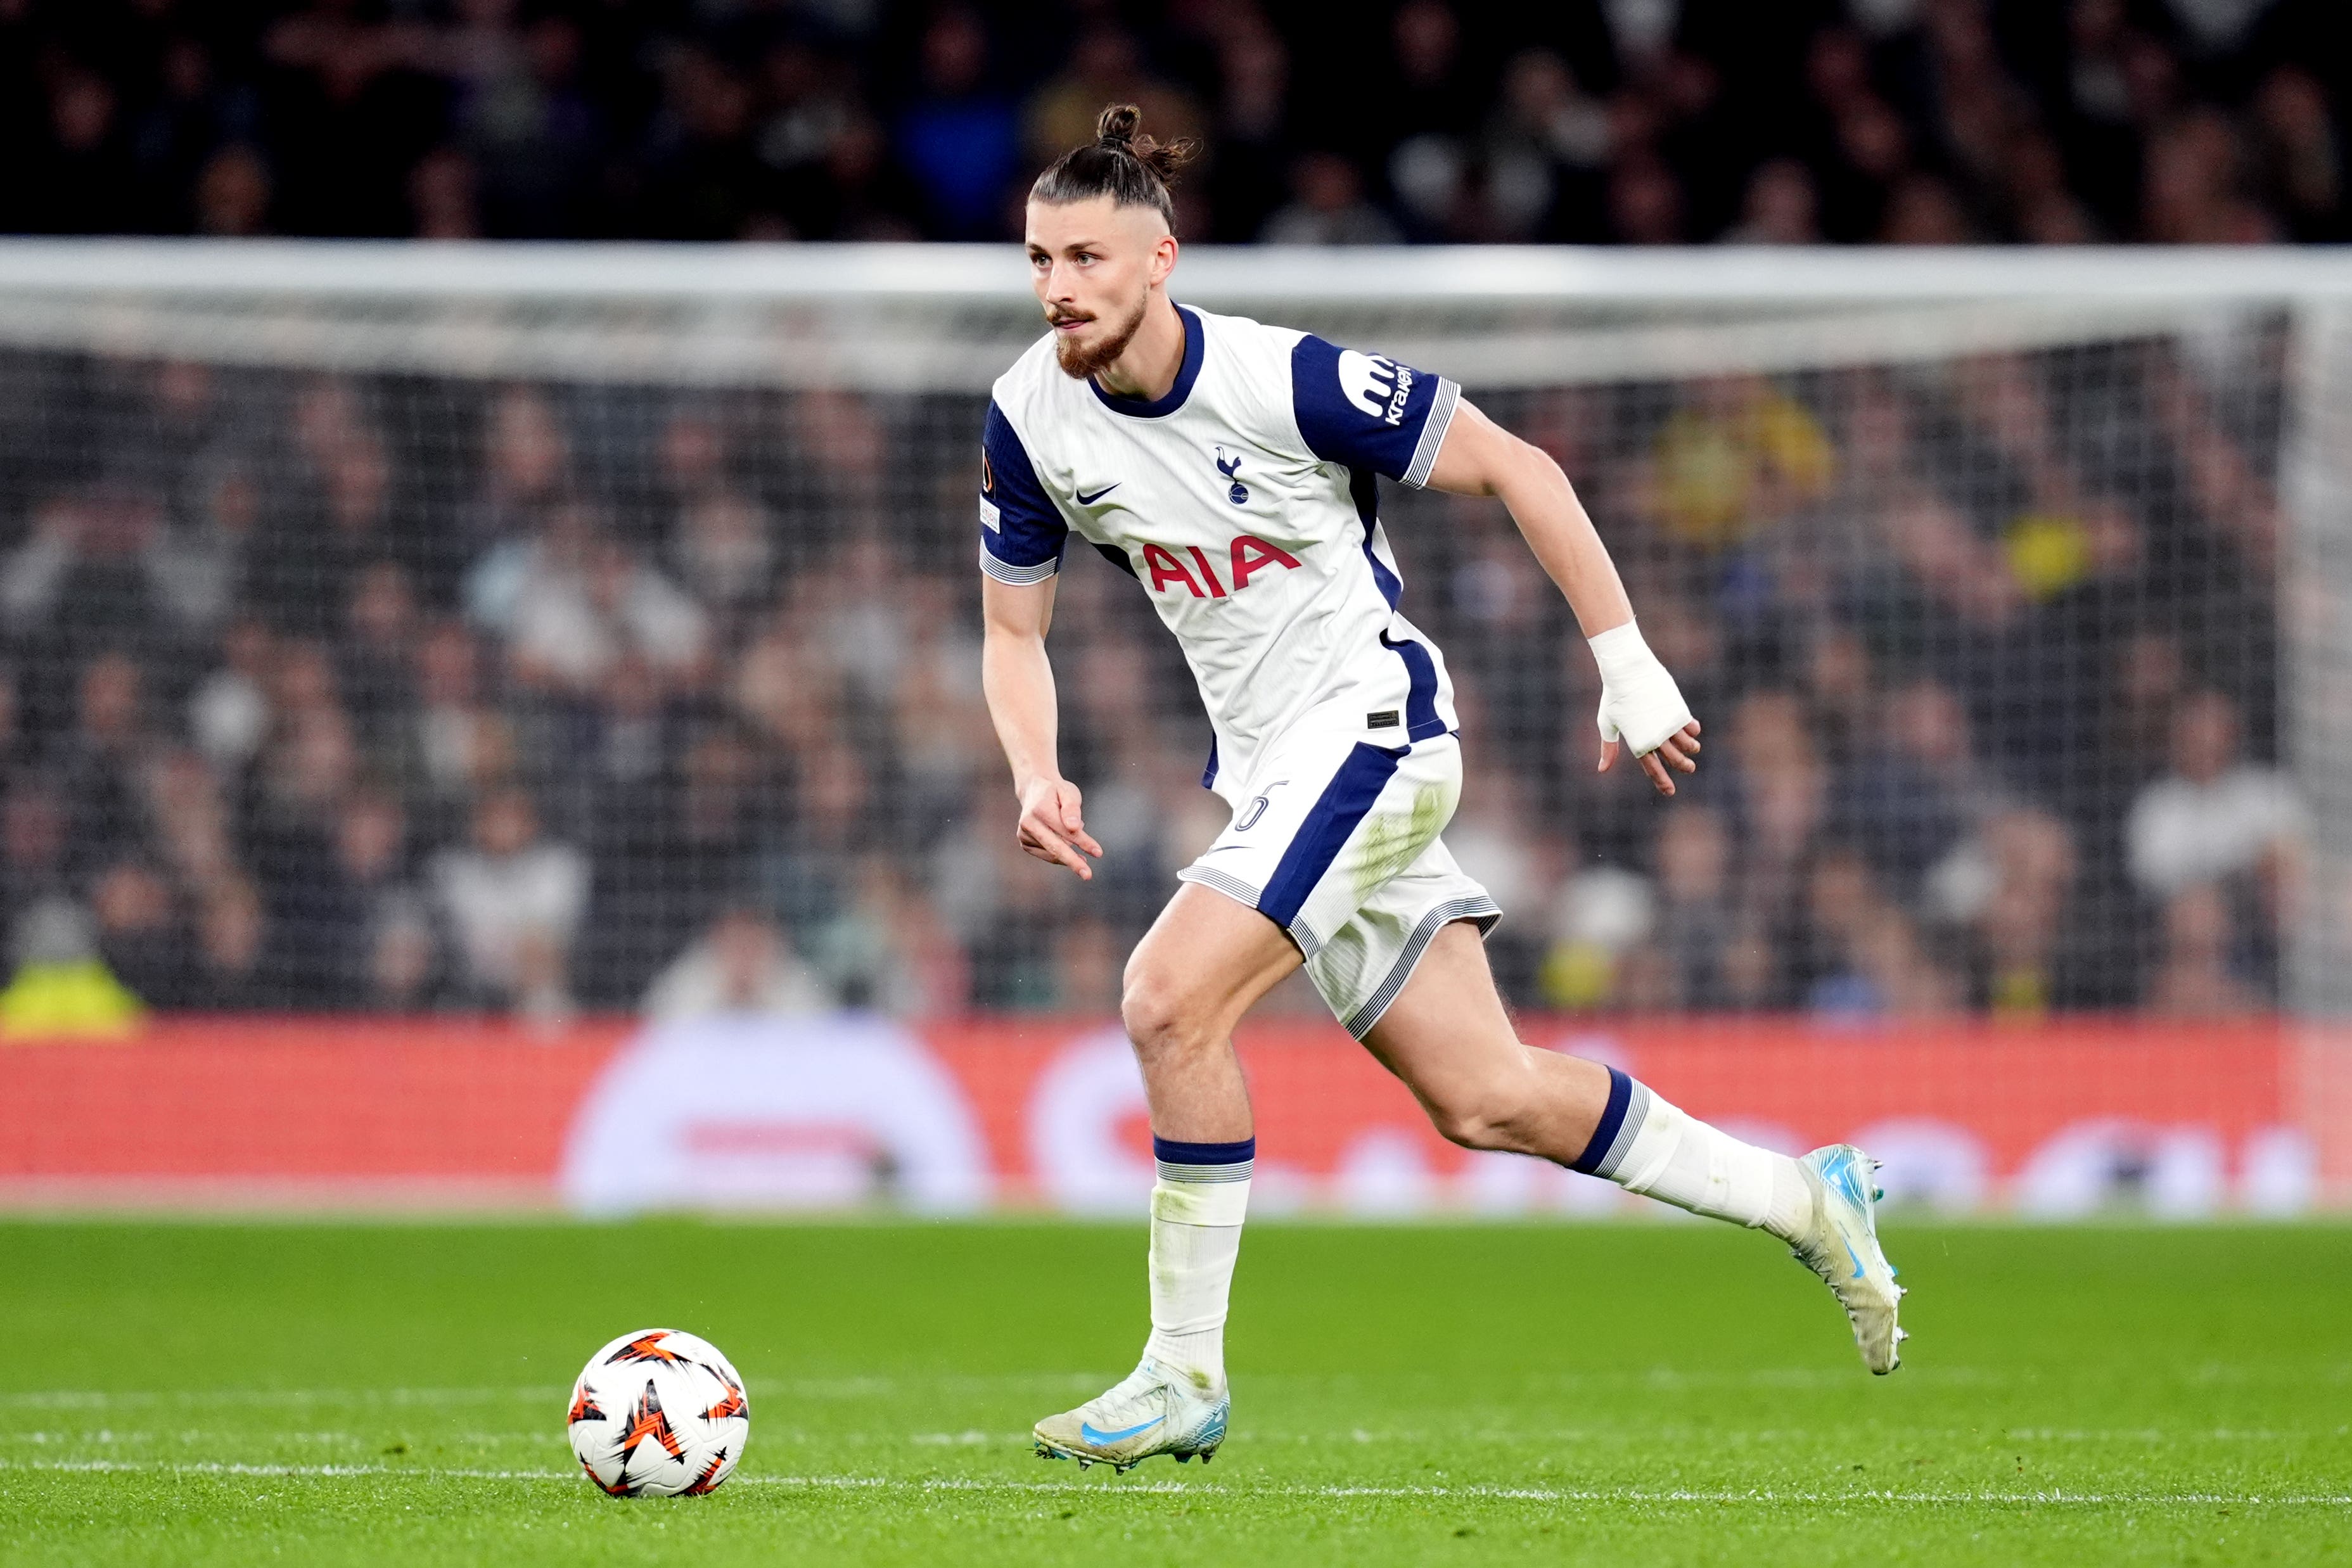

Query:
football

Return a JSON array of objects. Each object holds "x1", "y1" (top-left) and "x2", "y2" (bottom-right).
[{"x1": 566, "y1": 1328, "x2": 750, "y2": 1497}]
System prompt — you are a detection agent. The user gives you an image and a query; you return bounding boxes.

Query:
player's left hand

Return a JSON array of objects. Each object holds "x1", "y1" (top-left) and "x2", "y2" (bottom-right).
[
  {"x1": 1599, "y1": 720, "x2": 1703, "y2": 796},
  {"x1": 1590, "y1": 619, "x2": 1701, "y2": 798}
]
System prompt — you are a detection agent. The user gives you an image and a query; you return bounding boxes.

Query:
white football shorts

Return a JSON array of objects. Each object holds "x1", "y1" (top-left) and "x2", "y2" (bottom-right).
[{"x1": 1177, "y1": 725, "x2": 1502, "y2": 1038}]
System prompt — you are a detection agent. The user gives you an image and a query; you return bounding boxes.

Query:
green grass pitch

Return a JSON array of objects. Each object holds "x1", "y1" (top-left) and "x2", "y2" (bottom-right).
[{"x1": 1, "y1": 1219, "x2": 2346, "y2": 1565}]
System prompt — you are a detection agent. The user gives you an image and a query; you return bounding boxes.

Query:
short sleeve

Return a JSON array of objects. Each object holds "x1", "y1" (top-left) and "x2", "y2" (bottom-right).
[
  {"x1": 978, "y1": 400, "x2": 1066, "y2": 585},
  {"x1": 1289, "y1": 334, "x2": 1460, "y2": 488}
]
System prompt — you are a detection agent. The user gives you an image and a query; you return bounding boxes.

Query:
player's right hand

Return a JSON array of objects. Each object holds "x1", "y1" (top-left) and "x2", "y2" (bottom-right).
[{"x1": 1016, "y1": 775, "x2": 1104, "y2": 880}]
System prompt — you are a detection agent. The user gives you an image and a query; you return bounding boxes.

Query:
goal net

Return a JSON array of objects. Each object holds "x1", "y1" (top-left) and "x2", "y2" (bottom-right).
[{"x1": 0, "y1": 241, "x2": 2344, "y2": 1213}]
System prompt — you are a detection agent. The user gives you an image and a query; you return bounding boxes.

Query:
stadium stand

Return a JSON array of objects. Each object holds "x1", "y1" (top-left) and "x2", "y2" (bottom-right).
[
  {"x1": 0, "y1": 0, "x2": 2325, "y2": 1024},
  {"x1": 0, "y1": 0, "x2": 2343, "y2": 247},
  {"x1": 0, "y1": 316, "x2": 2294, "y2": 1019}
]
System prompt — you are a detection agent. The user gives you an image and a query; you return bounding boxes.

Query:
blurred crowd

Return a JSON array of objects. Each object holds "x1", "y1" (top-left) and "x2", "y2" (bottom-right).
[
  {"x1": 0, "y1": 315, "x2": 2296, "y2": 1022},
  {"x1": 0, "y1": 0, "x2": 2344, "y2": 246},
  {"x1": 1446, "y1": 345, "x2": 2297, "y2": 1019}
]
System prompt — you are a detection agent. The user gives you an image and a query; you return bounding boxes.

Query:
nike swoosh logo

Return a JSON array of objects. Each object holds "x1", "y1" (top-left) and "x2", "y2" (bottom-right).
[
  {"x1": 1822, "y1": 1151, "x2": 1867, "y2": 1210},
  {"x1": 1075, "y1": 483, "x2": 1120, "y2": 505},
  {"x1": 1079, "y1": 1415, "x2": 1163, "y2": 1445},
  {"x1": 1843, "y1": 1240, "x2": 1867, "y2": 1280}
]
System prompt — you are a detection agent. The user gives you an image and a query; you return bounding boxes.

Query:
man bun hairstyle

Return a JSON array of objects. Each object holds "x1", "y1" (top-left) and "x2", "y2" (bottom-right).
[{"x1": 1030, "y1": 103, "x2": 1199, "y2": 231}]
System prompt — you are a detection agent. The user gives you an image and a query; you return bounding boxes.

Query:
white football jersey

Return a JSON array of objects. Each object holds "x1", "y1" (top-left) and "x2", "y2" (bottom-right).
[{"x1": 979, "y1": 303, "x2": 1462, "y2": 800}]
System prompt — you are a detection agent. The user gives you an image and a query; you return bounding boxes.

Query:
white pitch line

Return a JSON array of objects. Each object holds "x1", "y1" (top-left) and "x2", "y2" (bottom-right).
[
  {"x1": 1, "y1": 1459, "x2": 2346, "y2": 1507},
  {"x1": 752, "y1": 1476, "x2": 2352, "y2": 1507},
  {"x1": 0, "y1": 1388, "x2": 563, "y2": 1410},
  {"x1": 29, "y1": 1364, "x2": 2227, "y2": 1410},
  {"x1": 0, "y1": 1375, "x2": 1107, "y2": 1410},
  {"x1": 5, "y1": 1427, "x2": 2332, "y2": 1451},
  {"x1": 8, "y1": 1365, "x2": 2346, "y2": 1410}
]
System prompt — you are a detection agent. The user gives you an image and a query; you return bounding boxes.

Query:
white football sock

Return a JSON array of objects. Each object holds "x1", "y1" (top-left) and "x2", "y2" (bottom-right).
[
  {"x1": 1575, "y1": 1069, "x2": 1813, "y2": 1241},
  {"x1": 1140, "y1": 1138, "x2": 1252, "y2": 1393}
]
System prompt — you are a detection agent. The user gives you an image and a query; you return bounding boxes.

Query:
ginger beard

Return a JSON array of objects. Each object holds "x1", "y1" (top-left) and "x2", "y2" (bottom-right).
[{"x1": 1049, "y1": 288, "x2": 1150, "y2": 381}]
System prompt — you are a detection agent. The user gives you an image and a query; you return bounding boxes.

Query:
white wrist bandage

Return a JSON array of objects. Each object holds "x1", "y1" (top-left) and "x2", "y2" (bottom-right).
[{"x1": 1590, "y1": 620, "x2": 1694, "y2": 757}]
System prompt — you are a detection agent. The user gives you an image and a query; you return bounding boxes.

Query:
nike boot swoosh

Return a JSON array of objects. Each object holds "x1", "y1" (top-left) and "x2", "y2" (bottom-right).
[
  {"x1": 1076, "y1": 483, "x2": 1120, "y2": 505},
  {"x1": 1078, "y1": 1415, "x2": 1163, "y2": 1444}
]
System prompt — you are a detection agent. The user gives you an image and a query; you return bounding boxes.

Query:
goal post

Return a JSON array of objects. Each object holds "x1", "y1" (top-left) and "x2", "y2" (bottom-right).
[
  {"x1": 2280, "y1": 296, "x2": 2352, "y2": 1199},
  {"x1": 0, "y1": 239, "x2": 2345, "y2": 1213}
]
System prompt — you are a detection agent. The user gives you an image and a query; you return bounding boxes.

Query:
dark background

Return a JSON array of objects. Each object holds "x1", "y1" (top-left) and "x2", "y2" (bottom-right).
[
  {"x1": 0, "y1": 1, "x2": 2313, "y2": 1025},
  {"x1": 2, "y1": 0, "x2": 2346, "y2": 246}
]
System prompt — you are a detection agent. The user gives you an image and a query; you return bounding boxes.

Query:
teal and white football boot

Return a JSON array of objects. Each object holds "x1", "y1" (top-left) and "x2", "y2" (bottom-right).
[
  {"x1": 1033, "y1": 1359, "x2": 1229, "y2": 1474},
  {"x1": 1791, "y1": 1143, "x2": 1907, "y2": 1375}
]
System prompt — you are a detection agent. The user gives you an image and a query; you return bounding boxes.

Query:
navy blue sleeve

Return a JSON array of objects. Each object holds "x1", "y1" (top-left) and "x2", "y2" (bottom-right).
[
  {"x1": 978, "y1": 400, "x2": 1066, "y2": 584},
  {"x1": 1288, "y1": 334, "x2": 1460, "y2": 488}
]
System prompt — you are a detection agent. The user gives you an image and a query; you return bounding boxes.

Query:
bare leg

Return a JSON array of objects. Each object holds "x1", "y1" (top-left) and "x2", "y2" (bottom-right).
[
  {"x1": 1360, "y1": 917, "x2": 1905, "y2": 1375},
  {"x1": 1121, "y1": 881, "x2": 1303, "y2": 1141},
  {"x1": 1364, "y1": 919, "x2": 1812, "y2": 1240},
  {"x1": 1358, "y1": 919, "x2": 1613, "y2": 1161},
  {"x1": 1038, "y1": 881, "x2": 1304, "y2": 1425}
]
